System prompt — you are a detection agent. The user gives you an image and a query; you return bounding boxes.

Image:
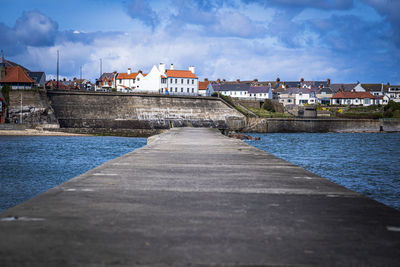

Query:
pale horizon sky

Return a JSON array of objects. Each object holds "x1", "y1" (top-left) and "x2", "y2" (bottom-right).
[{"x1": 1, "y1": 0, "x2": 399, "y2": 84}]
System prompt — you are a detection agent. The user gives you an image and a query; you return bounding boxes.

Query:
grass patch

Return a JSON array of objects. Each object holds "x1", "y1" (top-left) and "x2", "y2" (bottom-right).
[{"x1": 246, "y1": 106, "x2": 293, "y2": 118}]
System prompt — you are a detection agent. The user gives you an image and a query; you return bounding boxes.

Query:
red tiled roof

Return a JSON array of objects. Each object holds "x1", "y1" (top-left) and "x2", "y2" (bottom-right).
[
  {"x1": 198, "y1": 81, "x2": 209, "y2": 90},
  {"x1": 117, "y1": 72, "x2": 139, "y2": 79},
  {"x1": 0, "y1": 66, "x2": 35, "y2": 84},
  {"x1": 165, "y1": 70, "x2": 197, "y2": 79},
  {"x1": 332, "y1": 91, "x2": 377, "y2": 99}
]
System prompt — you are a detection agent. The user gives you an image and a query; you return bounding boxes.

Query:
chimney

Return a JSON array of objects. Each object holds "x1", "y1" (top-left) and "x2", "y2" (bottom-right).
[
  {"x1": 253, "y1": 78, "x2": 258, "y2": 82},
  {"x1": 170, "y1": 63, "x2": 174, "y2": 70},
  {"x1": 276, "y1": 77, "x2": 280, "y2": 83},
  {"x1": 217, "y1": 78, "x2": 221, "y2": 83},
  {"x1": 189, "y1": 66, "x2": 195, "y2": 74},
  {"x1": 327, "y1": 78, "x2": 331, "y2": 86},
  {"x1": 222, "y1": 79, "x2": 226, "y2": 82},
  {"x1": 204, "y1": 78, "x2": 208, "y2": 82},
  {"x1": 340, "y1": 84, "x2": 344, "y2": 92},
  {"x1": 159, "y1": 63, "x2": 166, "y2": 74},
  {"x1": 236, "y1": 79, "x2": 240, "y2": 83},
  {"x1": 387, "y1": 82, "x2": 390, "y2": 86},
  {"x1": 138, "y1": 70, "x2": 143, "y2": 74},
  {"x1": 300, "y1": 77, "x2": 304, "y2": 83},
  {"x1": 127, "y1": 68, "x2": 131, "y2": 75}
]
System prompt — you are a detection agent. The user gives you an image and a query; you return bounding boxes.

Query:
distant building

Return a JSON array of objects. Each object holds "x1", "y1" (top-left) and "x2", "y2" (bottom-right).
[
  {"x1": 164, "y1": 64, "x2": 198, "y2": 96},
  {"x1": 97, "y1": 72, "x2": 117, "y2": 91},
  {"x1": 198, "y1": 80, "x2": 210, "y2": 96},
  {"x1": 0, "y1": 66, "x2": 35, "y2": 89},
  {"x1": 387, "y1": 86, "x2": 400, "y2": 103},
  {"x1": 279, "y1": 88, "x2": 317, "y2": 106},
  {"x1": 28, "y1": 72, "x2": 46, "y2": 88},
  {"x1": 331, "y1": 91, "x2": 379, "y2": 106}
]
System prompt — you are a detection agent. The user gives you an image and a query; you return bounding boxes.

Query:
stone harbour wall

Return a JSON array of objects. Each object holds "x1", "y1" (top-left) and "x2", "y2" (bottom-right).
[
  {"x1": 47, "y1": 91, "x2": 246, "y2": 136},
  {"x1": 8, "y1": 90, "x2": 59, "y2": 127}
]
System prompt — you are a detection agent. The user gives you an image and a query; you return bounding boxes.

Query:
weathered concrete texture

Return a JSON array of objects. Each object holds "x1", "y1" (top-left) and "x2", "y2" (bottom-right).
[
  {"x1": 244, "y1": 117, "x2": 400, "y2": 133},
  {"x1": 47, "y1": 91, "x2": 245, "y2": 134},
  {"x1": 1, "y1": 128, "x2": 400, "y2": 266},
  {"x1": 8, "y1": 90, "x2": 59, "y2": 127}
]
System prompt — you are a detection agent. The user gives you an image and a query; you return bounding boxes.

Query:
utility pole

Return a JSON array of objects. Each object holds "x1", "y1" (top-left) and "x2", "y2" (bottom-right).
[
  {"x1": 20, "y1": 93, "x2": 22, "y2": 124},
  {"x1": 80, "y1": 65, "x2": 82, "y2": 90},
  {"x1": 57, "y1": 50, "x2": 59, "y2": 90}
]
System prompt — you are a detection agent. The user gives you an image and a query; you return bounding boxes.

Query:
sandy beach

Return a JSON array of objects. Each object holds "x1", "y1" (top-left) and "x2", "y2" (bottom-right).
[{"x1": 0, "y1": 129, "x2": 91, "y2": 136}]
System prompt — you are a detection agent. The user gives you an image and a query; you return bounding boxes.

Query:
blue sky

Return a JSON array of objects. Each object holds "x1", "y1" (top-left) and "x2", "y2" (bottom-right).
[{"x1": 1, "y1": 0, "x2": 399, "y2": 84}]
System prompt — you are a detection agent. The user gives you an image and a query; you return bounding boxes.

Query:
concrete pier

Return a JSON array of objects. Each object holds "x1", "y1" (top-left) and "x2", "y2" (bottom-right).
[{"x1": 1, "y1": 128, "x2": 399, "y2": 266}]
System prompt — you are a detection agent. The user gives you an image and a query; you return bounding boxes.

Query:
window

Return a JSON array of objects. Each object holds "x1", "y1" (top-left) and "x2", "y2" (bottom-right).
[
  {"x1": 175, "y1": 79, "x2": 177, "y2": 83},
  {"x1": 170, "y1": 87, "x2": 173, "y2": 91},
  {"x1": 181, "y1": 79, "x2": 183, "y2": 83},
  {"x1": 161, "y1": 78, "x2": 166, "y2": 84},
  {"x1": 170, "y1": 78, "x2": 173, "y2": 83},
  {"x1": 187, "y1": 79, "x2": 189, "y2": 84},
  {"x1": 364, "y1": 99, "x2": 371, "y2": 105},
  {"x1": 187, "y1": 88, "x2": 189, "y2": 93},
  {"x1": 192, "y1": 88, "x2": 194, "y2": 93},
  {"x1": 181, "y1": 88, "x2": 183, "y2": 92},
  {"x1": 137, "y1": 78, "x2": 140, "y2": 81},
  {"x1": 175, "y1": 87, "x2": 177, "y2": 92}
]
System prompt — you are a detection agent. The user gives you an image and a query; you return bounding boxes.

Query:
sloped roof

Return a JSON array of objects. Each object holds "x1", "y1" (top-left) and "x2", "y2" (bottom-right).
[
  {"x1": 198, "y1": 81, "x2": 210, "y2": 90},
  {"x1": 248, "y1": 86, "x2": 270, "y2": 94},
  {"x1": 317, "y1": 87, "x2": 334, "y2": 94},
  {"x1": 117, "y1": 72, "x2": 139, "y2": 79},
  {"x1": 0, "y1": 66, "x2": 35, "y2": 83},
  {"x1": 28, "y1": 72, "x2": 45, "y2": 83},
  {"x1": 332, "y1": 91, "x2": 377, "y2": 99},
  {"x1": 165, "y1": 70, "x2": 197, "y2": 79},
  {"x1": 0, "y1": 60, "x2": 30, "y2": 72},
  {"x1": 283, "y1": 87, "x2": 317, "y2": 94},
  {"x1": 361, "y1": 84, "x2": 389, "y2": 92},
  {"x1": 330, "y1": 83, "x2": 357, "y2": 92},
  {"x1": 211, "y1": 83, "x2": 251, "y2": 92},
  {"x1": 100, "y1": 72, "x2": 116, "y2": 81}
]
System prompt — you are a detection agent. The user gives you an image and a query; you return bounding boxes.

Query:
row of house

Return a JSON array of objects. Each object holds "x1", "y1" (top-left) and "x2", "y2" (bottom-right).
[
  {"x1": 45, "y1": 78, "x2": 93, "y2": 90},
  {"x1": 96, "y1": 63, "x2": 199, "y2": 96},
  {"x1": 203, "y1": 78, "x2": 400, "y2": 106}
]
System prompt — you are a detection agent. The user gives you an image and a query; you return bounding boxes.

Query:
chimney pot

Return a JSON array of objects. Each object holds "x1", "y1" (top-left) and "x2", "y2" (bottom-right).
[
  {"x1": 236, "y1": 79, "x2": 240, "y2": 83},
  {"x1": 204, "y1": 78, "x2": 208, "y2": 81},
  {"x1": 222, "y1": 79, "x2": 226, "y2": 82},
  {"x1": 127, "y1": 68, "x2": 131, "y2": 75},
  {"x1": 170, "y1": 64, "x2": 174, "y2": 70}
]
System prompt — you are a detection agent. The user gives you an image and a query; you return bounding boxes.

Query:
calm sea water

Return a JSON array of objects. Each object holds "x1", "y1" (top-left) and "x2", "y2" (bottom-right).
[
  {"x1": 245, "y1": 133, "x2": 400, "y2": 210},
  {"x1": 0, "y1": 136, "x2": 146, "y2": 212}
]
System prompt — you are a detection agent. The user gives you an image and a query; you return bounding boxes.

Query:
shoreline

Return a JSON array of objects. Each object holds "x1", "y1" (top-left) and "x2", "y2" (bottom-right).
[{"x1": 0, "y1": 129, "x2": 92, "y2": 136}]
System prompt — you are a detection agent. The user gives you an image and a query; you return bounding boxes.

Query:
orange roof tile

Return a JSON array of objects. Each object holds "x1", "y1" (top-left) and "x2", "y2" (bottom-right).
[
  {"x1": 166, "y1": 70, "x2": 197, "y2": 79},
  {"x1": 332, "y1": 91, "x2": 377, "y2": 99},
  {"x1": 0, "y1": 66, "x2": 35, "y2": 84},
  {"x1": 198, "y1": 81, "x2": 209, "y2": 90},
  {"x1": 117, "y1": 72, "x2": 139, "y2": 79}
]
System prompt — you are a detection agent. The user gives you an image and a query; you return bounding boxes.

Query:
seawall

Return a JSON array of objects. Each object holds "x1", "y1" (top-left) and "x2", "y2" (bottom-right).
[
  {"x1": 244, "y1": 117, "x2": 400, "y2": 133},
  {"x1": 47, "y1": 91, "x2": 246, "y2": 136}
]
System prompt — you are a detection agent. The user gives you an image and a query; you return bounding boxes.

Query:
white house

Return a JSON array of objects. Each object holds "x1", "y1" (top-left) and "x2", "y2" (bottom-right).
[
  {"x1": 116, "y1": 68, "x2": 141, "y2": 92},
  {"x1": 279, "y1": 88, "x2": 317, "y2": 106},
  {"x1": 164, "y1": 64, "x2": 198, "y2": 96},
  {"x1": 387, "y1": 86, "x2": 400, "y2": 103},
  {"x1": 331, "y1": 91, "x2": 379, "y2": 106}
]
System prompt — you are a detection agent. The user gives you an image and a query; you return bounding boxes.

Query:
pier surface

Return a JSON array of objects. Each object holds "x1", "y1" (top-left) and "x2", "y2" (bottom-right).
[{"x1": 1, "y1": 128, "x2": 399, "y2": 266}]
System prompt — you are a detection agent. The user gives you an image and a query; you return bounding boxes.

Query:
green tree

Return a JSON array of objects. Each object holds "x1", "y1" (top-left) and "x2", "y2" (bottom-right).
[{"x1": 263, "y1": 99, "x2": 275, "y2": 112}]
